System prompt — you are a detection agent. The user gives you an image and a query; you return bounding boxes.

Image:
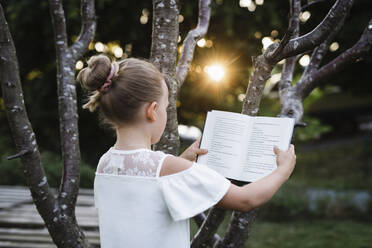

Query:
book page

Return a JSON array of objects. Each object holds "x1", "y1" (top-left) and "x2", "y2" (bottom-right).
[
  {"x1": 197, "y1": 111, "x2": 249, "y2": 179},
  {"x1": 242, "y1": 117, "x2": 294, "y2": 182}
]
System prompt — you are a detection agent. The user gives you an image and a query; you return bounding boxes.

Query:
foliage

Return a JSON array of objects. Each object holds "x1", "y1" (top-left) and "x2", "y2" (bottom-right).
[
  {"x1": 290, "y1": 138, "x2": 372, "y2": 190},
  {"x1": 294, "y1": 116, "x2": 332, "y2": 141},
  {"x1": 190, "y1": 218, "x2": 372, "y2": 247},
  {"x1": 0, "y1": 150, "x2": 95, "y2": 188},
  {"x1": 245, "y1": 219, "x2": 372, "y2": 248}
]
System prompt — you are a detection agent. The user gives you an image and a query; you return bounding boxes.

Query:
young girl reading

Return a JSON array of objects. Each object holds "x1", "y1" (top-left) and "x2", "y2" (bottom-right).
[{"x1": 77, "y1": 54, "x2": 296, "y2": 248}]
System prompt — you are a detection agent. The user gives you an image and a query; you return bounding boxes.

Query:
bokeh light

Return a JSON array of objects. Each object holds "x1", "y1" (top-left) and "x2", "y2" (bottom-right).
[
  {"x1": 112, "y1": 46, "x2": 123, "y2": 58},
  {"x1": 329, "y1": 42, "x2": 339, "y2": 52},
  {"x1": 299, "y1": 54, "x2": 310, "y2": 67},
  {"x1": 204, "y1": 64, "x2": 225, "y2": 82},
  {"x1": 75, "y1": 61, "x2": 83, "y2": 70},
  {"x1": 262, "y1": 37, "x2": 274, "y2": 50},
  {"x1": 299, "y1": 11, "x2": 311, "y2": 22},
  {"x1": 94, "y1": 42, "x2": 105, "y2": 52},
  {"x1": 197, "y1": 38, "x2": 206, "y2": 47}
]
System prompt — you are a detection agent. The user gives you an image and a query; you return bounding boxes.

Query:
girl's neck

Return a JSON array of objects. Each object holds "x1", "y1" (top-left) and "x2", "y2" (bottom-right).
[{"x1": 114, "y1": 124, "x2": 152, "y2": 150}]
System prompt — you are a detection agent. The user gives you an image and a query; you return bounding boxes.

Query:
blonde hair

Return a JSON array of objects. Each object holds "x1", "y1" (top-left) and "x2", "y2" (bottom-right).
[{"x1": 77, "y1": 54, "x2": 164, "y2": 128}]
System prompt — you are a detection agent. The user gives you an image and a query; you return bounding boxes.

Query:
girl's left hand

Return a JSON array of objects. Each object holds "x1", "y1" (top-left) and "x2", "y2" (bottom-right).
[{"x1": 179, "y1": 138, "x2": 208, "y2": 162}]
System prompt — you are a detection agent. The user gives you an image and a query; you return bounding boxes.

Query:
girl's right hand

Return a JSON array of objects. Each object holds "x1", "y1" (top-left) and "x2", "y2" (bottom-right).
[{"x1": 273, "y1": 144, "x2": 296, "y2": 179}]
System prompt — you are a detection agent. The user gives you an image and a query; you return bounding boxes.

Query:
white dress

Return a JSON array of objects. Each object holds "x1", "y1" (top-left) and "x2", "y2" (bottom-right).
[{"x1": 94, "y1": 147, "x2": 231, "y2": 248}]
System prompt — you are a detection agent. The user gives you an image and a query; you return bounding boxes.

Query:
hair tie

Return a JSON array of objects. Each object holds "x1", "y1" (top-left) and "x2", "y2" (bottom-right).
[{"x1": 98, "y1": 64, "x2": 115, "y2": 93}]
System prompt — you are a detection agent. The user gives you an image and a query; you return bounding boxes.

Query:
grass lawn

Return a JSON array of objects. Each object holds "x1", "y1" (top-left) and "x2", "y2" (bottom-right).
[{"x1": 191, "y1": 219, "x2": 372, "y2": 248}]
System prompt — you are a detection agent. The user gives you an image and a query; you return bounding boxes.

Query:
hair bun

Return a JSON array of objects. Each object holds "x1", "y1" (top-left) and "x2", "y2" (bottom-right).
[{"x1": 77, "y1": 54, "x2": 112, "y2": 91}]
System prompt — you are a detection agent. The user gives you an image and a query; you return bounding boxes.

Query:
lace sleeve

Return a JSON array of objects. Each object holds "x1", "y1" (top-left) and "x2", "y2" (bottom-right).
[{"x1": 158, "y1": 162, "x2": 231, "y2": 221}]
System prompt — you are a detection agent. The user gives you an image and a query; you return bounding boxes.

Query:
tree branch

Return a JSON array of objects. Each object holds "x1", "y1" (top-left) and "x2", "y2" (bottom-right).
[
  {"x1": 191, "y1": 208, "x2": 225, "y2": 247},
  {"x1": 275, "y1": 0, "x2": 354, "y2": 63},
  {"x1": 266, "y1": 0, "x2": 301, "y2": 62},
  {"x1": 214, "y1": 209, "x2": 259, "y2": 248},
  {"x1": 302, "y1": 11, "x2": 348, "y2": 77},
  {"x1": 49, "y1": 1, "x2": 94, "y2": 246},
  {"x1": 70, "y1": 0, "x2": 96, "y2": 62},
  {"x1": 242, "y1": 46, "x2": 277, "y2": 116},
  {"x1": 176, "y1": 0, "x2": 211, "y2": 88},
  {"x1": 0, "y1": 2, "x2": 60, "y2": 244},
  {"x1": 49, "y1": 0, "x2": 68, "y2": 53},
  {"x1": 296, "y1": 18, "x2": 372, "y2": 99},
  {"x1": 278, "y1": 0, "x2": 301, "y2": 91}
]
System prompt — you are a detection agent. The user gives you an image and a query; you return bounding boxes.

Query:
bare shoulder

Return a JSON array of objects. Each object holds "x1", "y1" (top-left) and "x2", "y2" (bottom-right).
[{"x1": 159, "y1": 155, "x2": 193, "y2": 177}]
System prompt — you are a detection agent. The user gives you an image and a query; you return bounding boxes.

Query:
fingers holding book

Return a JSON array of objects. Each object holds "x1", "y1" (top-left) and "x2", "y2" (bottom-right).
[
  {"x1": 179, "y1": 138, "x2": 208, "y2": 162},
  {"x1": 273, "y1": 144, "x2": 296, "y2": 179}
]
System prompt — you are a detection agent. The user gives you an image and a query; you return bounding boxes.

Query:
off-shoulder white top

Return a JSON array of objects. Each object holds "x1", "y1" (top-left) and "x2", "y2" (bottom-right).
[{"x1": 94, "y1": 147, "x2": 231, "y2": 248}]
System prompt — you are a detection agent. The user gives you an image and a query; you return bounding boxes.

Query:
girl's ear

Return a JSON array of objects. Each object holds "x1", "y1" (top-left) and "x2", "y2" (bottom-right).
[{"x1": 146, "y1": 101, "x2": 158, "y2": 122}]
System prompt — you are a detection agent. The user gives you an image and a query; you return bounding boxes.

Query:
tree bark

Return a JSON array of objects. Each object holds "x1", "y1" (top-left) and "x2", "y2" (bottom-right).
[
  {"x1": 176, "y1": 0, "x2": 211, "y2": 88},
  {"x1": 1, "y1": 1, "x2": 96, "y2": 246},
  {"x1": 214, "y1": 0, "x2": 355, "y2": 247},
  {"x1": 191, "y1": 208, "x2": 225, "y2": 247},
  {"x1": 295, "y1": 19, "x2": 372, "y2": 100},
  {"x1": 274, "y1": 0, "x2": 354, "y2": 62},
  {"x1": 150, "y1": 0, "x2": 181, "y2": 156}
]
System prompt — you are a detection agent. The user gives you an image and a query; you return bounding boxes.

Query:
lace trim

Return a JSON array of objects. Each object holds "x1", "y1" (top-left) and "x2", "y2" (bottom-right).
[{"x1": 96, "y1": 148, "x2": 167, "y2": 178}]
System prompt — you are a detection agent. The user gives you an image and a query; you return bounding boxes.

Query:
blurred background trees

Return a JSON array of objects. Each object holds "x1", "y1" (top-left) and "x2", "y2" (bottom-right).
[
  {"x1": 1, "y1": 0, "x2": 371, "y2": 166},
  {"x1": 0, "y1": 1, "x2": 371, "y2": 246}
]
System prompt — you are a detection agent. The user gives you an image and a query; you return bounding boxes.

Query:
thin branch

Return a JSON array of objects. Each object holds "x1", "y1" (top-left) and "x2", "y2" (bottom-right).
[
  {"x1": 7, "y1": 149, "x2": 30, "y2": 160},
  {"x1": 296, "y1": 18, "x2": 372, "y2": 99},
  {"x1": 176, "y1": 0, "x2": 211, "y2": 88},
  {"x1": 266, "y1": 0, "x2": 301, "y2": 62},
  {"x1": 70, "y1": 0, "x2": 96, "y2": 62},
  {"x1": 301, "y1": 0, "x2": 328, "y2": 11},
  {"x1": 278, "y1": 0, "x2": 301, "y2": 91},
  {"x1": 275, "y1": 0, "x2": 354, "y2": 62}
]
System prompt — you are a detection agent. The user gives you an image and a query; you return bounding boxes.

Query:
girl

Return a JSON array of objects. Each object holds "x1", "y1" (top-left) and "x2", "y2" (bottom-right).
[{"x1": 77, "y1": 54, "x2": 296, "y2": 248}]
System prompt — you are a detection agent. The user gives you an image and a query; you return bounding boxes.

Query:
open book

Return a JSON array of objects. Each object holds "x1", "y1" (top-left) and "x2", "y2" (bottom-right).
[{"x1": 196, "y1": 110, "x2": 295, "y2": 182}]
